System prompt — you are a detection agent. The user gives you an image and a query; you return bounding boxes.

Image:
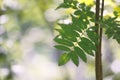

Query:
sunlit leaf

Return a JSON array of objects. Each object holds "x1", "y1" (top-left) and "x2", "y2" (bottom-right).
[{"x1": 58, "y1": 53, "x2": 70, "y2": 66}]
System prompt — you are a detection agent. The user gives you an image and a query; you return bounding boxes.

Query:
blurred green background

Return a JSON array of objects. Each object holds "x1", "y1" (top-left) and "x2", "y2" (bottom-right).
[{"x1": 0, "y1": 0, "x2": 120, "y2": 80}]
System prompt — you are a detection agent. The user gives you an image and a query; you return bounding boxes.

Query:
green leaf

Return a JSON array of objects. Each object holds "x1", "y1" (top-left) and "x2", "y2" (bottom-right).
[
  {"x1": 113, "y1": 32, "x2": 120, "y2": 44},
  {"x1": 64, "y1": 0, "x2": 73, "y2": 4},
  {"x1": 54, "y1": 45, "x2": 70, "y2": 51},
  {"x1": 74, "y1": 10, "x2": 82, "y2": 15},
  {"x1": 74, "y1": 47, "x2": 87, "y2": 62},
  {"x1": 87, "y1": 27, "x2": 98, "y2": 44},
  {"x1": 81, "y1": 37, "x2": 96, "y2": 51},
  {"x1": 56, "y1": 3, "x2": 71, "y2": 10},
  {"x1": 78, "y1": 3, "x2": 86, "y2": 11},
  {"x1": 79, "y1": 42, "x2": 94, "y2": 56},
  {"x1": 58, "y1": 24, "x2": 80, "y2": 37},
  {"x1": 102, "y1": 16, "x2": 120, "y2": 44},
  {"x1": 87, "y1": 11, "x2": 94, "y2": 17},
  {"x1": 54, "y1": 36, "x2": 74, "y2": 47},
  {"x1": 58, "y1": 53, "x2": 70, "y2": 66},
  {"x1": 56, "y1": 31, "x2": 77, "y2": 42},
  {"x1": 66, "y1": 36, "x2": 77, "y2": 42},
  {"x1": 86, "y1": 6, "x2": 91, "y2": 11},
  {"x1": 55, "y1": 29, "x2": 64, "y2": 34},
  {"x1": 78, "y1": 37, "x2": 95, "y2": 56},
  {"x1": 55, "y1": 28, "x2": 72, "y2": 40},
  {"x1": 71, "y1": 15, "x2": 85, "y2": 30},
  {"x1": 70, "y1": 51, "x2": 79, "y2": 66},
  {"x1": 105, "y1": 27, "x2": 113, "y2": 38},
  {"x1": 71, "y1": 23, "x2": 82, "y2": 32}
]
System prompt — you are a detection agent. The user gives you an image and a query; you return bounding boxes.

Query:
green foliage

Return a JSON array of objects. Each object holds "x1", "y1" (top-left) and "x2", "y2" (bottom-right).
[
  {"x1": 97, "y1": 11, "x2": 120, "y2": 44},
  {"x1": 54, "y1": 35, "x2": 74, "y2": 47},
  {"x1": 54, "y1": 0, "x2": 120, "y2": 66},
  {"x1": 78, "y1": 37, "x2": 95, "y2": 56},
  {"x1": 104, "y1": 16, "x2": 120, "y2": 43},
  {"x1": 86, "y1": 27, "x2": 98, "y2": 44},
  {"x1": 74, "y1": 47, "x2": 87, "y2": 62},
  {"x1": 54, "y1": 0, "x2": 97, "y2": 66},
  {"x1": 56, "y1": 0, "x2": 77, "y2": 9}
]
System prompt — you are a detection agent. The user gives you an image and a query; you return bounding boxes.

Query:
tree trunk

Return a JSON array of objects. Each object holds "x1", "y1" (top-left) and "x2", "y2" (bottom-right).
[{"x1": 95, "y1": 0, "x2": 104, "y2": 80}]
